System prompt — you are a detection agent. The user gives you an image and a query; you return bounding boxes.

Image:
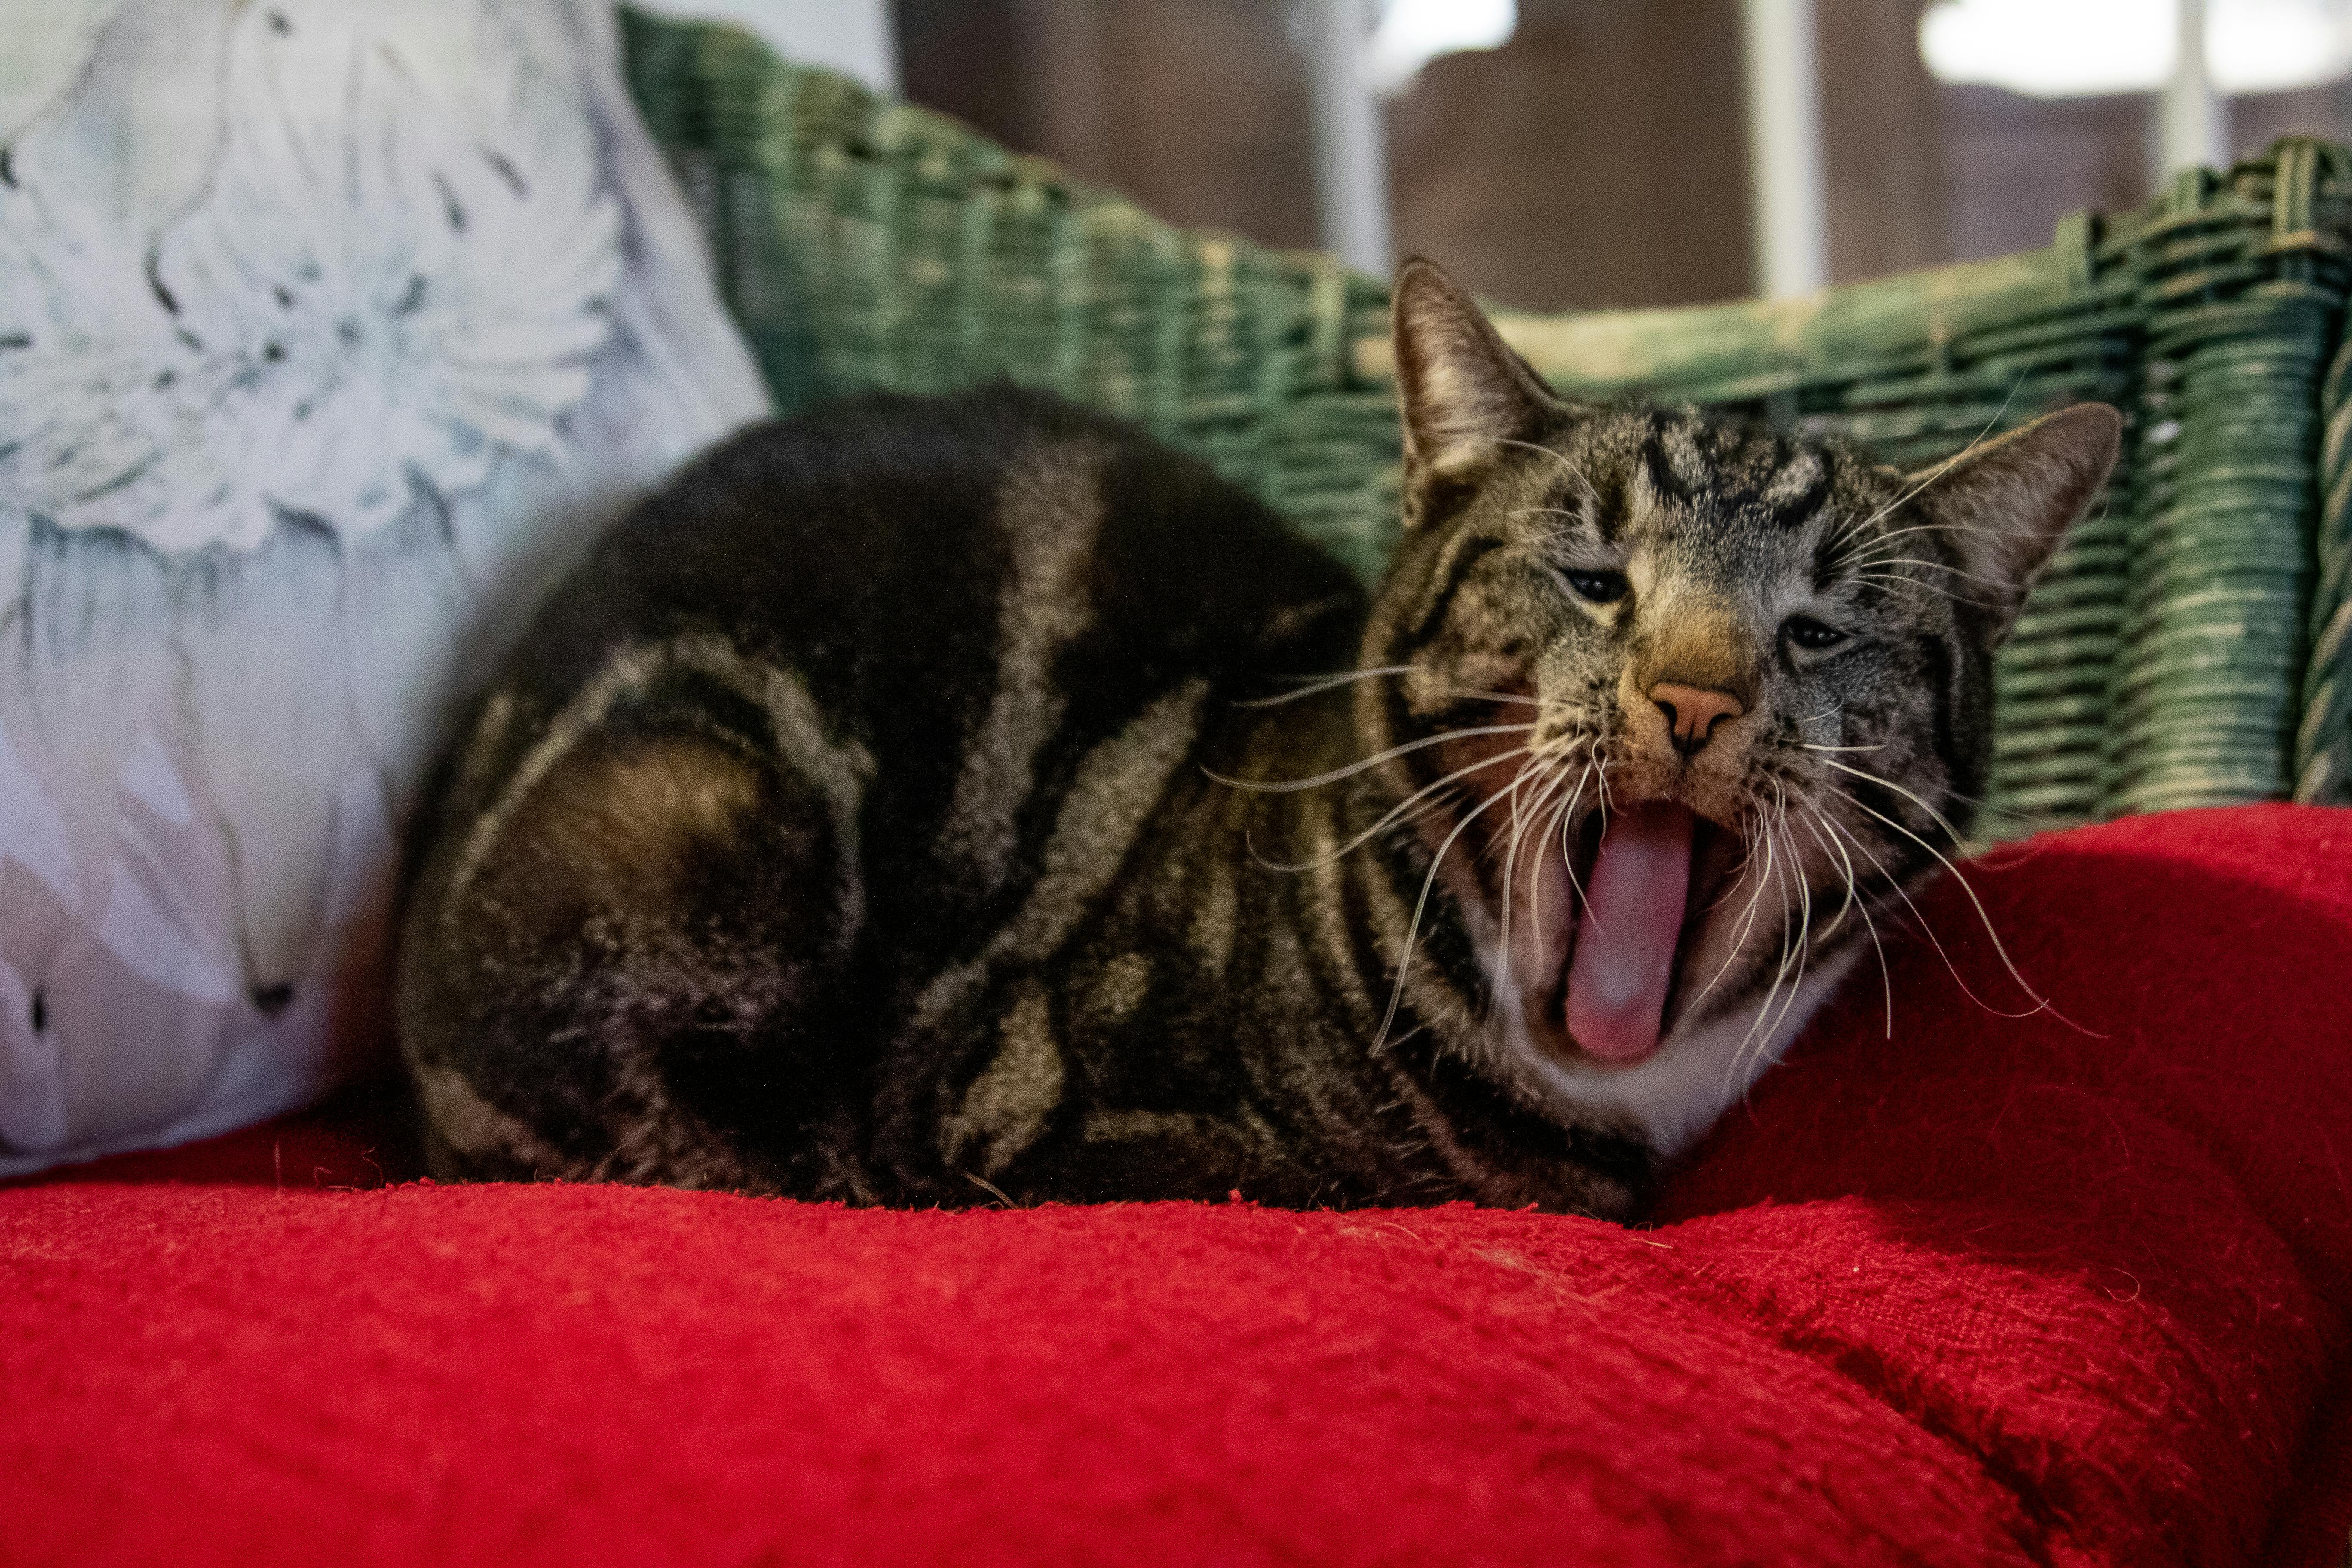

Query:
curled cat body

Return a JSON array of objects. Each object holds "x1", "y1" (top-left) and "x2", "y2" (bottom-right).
[{"x1": 397, "y1": 262, "x2": 2119, "y2": 1218}]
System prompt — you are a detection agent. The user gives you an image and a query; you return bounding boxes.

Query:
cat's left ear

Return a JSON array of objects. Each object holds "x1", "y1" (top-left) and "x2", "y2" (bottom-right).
[
  {"x1": 1391, "y1": 258, "x2": 1562, "y2": 527},
  {"x1": 1910, "y1": 403, "x2": 2122, "y2": 631}
]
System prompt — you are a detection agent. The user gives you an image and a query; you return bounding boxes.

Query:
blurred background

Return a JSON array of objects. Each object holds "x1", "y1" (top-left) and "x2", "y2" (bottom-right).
[{"x1": 637, "y1": 0, "x2": 2352, "y2": 312}]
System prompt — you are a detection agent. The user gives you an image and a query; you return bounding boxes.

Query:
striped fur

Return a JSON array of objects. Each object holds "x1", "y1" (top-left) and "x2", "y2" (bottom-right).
[{"x1": 398, "y1": 267, "x2": 2118, "y2": 1217}]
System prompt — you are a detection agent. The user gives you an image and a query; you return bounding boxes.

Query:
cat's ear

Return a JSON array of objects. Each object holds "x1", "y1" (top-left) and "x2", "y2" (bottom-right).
[
  {"x1": 1909, "y1": 403, "x2": 2122, "y2": 628},
  {"x1": 1391, "y1": 258, "x2": 1561, "y2": 526}
]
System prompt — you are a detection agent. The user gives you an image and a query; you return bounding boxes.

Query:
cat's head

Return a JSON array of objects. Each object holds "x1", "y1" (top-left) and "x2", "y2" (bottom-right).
[{"x1": 1362, "y1": 260, "x2": 2119, "y2": 1155}]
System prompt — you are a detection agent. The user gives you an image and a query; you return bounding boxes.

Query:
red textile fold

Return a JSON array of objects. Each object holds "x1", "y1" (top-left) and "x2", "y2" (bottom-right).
[{"x1": 5, "y1": 804, "x2": 2346, "y2": 1567}]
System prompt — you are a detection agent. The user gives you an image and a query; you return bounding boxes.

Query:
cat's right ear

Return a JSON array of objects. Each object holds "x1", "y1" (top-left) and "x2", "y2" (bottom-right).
[
  {"x1": 1907, "y1": 403, "x2": 2123, "y2": 635},
  {"x1": 1391, "y1": 258, "x2": 1560, "y2": 527}
]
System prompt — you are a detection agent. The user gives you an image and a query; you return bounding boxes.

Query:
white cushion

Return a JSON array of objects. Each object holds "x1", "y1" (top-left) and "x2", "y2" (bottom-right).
[{"x1": 0, "y1": 0, "x2": 771, "y2": 1172}]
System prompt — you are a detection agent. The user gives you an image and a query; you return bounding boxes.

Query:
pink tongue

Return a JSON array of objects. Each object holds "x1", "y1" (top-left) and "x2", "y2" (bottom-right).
[{"x1": 1565, "y1": 803, "x2": 1696, "y2": 1063}]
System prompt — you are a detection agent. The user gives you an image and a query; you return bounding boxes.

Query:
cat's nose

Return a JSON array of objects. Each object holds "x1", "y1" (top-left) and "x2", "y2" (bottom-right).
[{"x1": 1647, "y1": 683, "x2": 1745, "y2": 758}]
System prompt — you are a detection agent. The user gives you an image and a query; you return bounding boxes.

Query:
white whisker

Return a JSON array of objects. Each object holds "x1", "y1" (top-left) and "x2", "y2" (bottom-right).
[
  {"x1": 1233, "y1": 665, "x2": 1418, "y2": 707},
  {"x1": 1725, "y1": 794, "x2": 1803, "y2": 1098},
  {"x1": 1848, "y1": 554, "x2": 2014, "y2": 589},
  {"x1": 1799, "y1": 804, "x2": 1893, "y2": 1039},
  {"x1": 1491, "y1": 746, "x2": 1563, "y2": 1004},
  {"x1": 1530, "y1": 788, "x2": 1577, "y2": 954},
  {"x1": 1684, "y1": 799, "x2": 1775, "y2": 1017},
  {"x1": 1495, "y1": 437, "x2": 1605, "y2": 511},
  {"x1": 1374, "y1": 786, "x2": 1518, "y2": 1053},
  {"x1": 1817, "y1": 756, "x2": 1970, "y2": 854},
  {"x1": 1234, "y1": 666, "x2": 1550, "y2": 712},
  {"x1": 1444, "y1": 687, "x2": 1550, "y2": 709},
  {"x1": 1830, "y1": 367, "x2": 2031, "y2": 550},
  {"x1": 1813, "y1": 799, "x2": 2007, "y2": 1011},
  {"x1": 1247, "y1": 743, "x2": 1539, "y2": 872},
  {"x1": 1753, "y1": 797, "x2": 1815, "y2": 1076},
  {"x1": 1825, "y1": 784, "x2": 2067, "y2": 1023},
  {"x1": 1206, "y1": 722, "x2": 1535, "y2": 795},
  {"x1": 1552, "y1": 759, "x2": 1600, "y2": 916}
]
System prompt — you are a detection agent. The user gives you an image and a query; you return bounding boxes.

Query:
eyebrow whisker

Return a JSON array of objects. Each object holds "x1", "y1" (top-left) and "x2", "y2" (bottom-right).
[
  {"x1": 1495, "y1": 437, "x2": 1606, "y2": 512},
  {"x1": 1829, "y1": 365, "x2": 2033, "y2": 548}
]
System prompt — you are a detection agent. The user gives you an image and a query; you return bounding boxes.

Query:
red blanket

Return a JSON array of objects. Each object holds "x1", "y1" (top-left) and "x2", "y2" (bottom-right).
[{"x1": 6, "y1": 805, "x2": 2348, "y2": 1567}]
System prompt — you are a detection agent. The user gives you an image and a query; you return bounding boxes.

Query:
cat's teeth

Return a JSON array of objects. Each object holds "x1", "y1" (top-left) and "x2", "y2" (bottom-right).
[{"x1": 1563, "y1": 802, "x2": 1696, "y2": 1063}]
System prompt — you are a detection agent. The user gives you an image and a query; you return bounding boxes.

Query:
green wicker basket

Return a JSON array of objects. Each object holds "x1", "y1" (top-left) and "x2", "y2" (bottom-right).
[{"x1": 619, "y1": 9, "x2": 2352, "y2": 831}]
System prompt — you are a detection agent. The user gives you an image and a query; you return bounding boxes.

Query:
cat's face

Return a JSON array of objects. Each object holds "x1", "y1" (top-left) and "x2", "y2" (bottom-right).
[{"x1": 1361, "y1": 262, "x2": 2119, "y2": 1153}]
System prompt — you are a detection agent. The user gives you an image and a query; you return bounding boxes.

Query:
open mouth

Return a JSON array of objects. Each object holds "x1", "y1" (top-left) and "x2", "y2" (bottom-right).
[{"x1": 1504, "y1": 802, "x2": 1744, "y2": 1069}]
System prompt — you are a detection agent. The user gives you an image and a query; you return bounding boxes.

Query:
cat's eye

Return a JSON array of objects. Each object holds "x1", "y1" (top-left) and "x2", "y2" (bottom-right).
[
  {"x1": 1561, "y1": 570, "x2": 1629, "y2": 605},
  {"x1": 1784, "y1": 615, "x2": 1847, "y2": 652}
]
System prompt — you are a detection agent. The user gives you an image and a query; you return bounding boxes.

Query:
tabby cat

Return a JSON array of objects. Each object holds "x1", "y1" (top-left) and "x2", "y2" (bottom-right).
[{"x1": 397, "y1": 261, "x2": 2119, "y2": 1218}]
